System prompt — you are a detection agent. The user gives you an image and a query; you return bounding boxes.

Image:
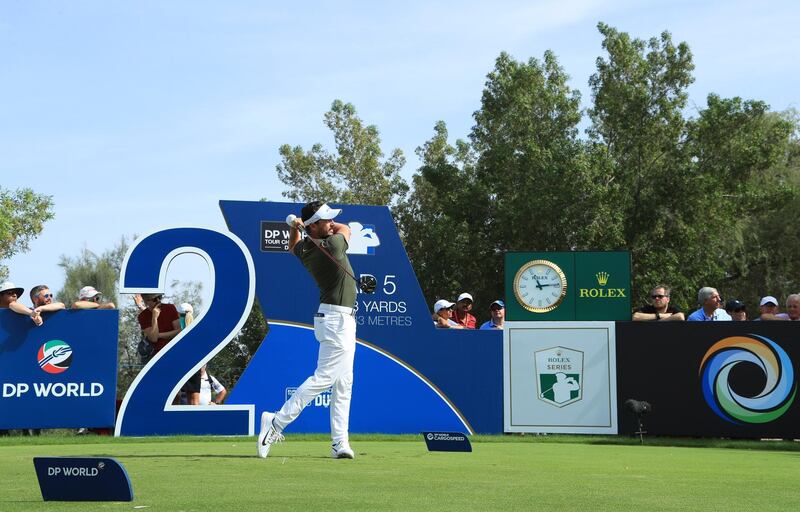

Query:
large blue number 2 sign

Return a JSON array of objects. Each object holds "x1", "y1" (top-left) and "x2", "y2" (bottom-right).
[{"x1": 115, "y1": 227, "x2": 255, "y2": 436}]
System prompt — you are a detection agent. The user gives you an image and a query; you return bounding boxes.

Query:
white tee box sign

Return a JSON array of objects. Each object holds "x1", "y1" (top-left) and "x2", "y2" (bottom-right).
[{"x1": 504, "y1": 322, "x2": 618, "y2": 434}]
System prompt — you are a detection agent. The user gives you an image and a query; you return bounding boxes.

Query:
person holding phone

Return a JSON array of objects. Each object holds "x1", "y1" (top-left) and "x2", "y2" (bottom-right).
[{"x1": 137, "y1": 293, "x2": 181, "y2": 356}]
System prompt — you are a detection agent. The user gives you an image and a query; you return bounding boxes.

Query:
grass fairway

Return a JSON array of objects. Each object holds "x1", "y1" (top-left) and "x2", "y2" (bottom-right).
[{"x1": 1, "y1": 435, "x2": 798, "y2": 511}]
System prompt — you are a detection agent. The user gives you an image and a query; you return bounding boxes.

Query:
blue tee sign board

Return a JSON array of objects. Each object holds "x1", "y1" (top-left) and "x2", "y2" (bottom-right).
[
  {"x1": 220, "y1": 200, "x2": 503, "y2": 435},
  {"x1": 33, "y1": 457, "x2": 133, "y2": 501}
]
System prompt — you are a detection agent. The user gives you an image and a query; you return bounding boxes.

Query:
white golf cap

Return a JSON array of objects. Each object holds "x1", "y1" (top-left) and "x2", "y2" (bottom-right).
[
  {"x1": 78, "y1": 286, "x2": 101, "y2": 300},
  {"x1": 760, "y1": 296, "x2": 779, "y2": 307},
  {"x1": 305, "y1": 203, "x2": 341, "y2": 225},
  {"x1": 434, "y1": 299, "x2": 455, "y2": 313},
  {"x1": 178, "y1": 302, "x2": 194, "y2": 314},
  {"x1": 0, "y1": 281, "x2": 24, "y2": 297},
  {"x1": 457, "y1": 292, "x2": 473, "y2": 303}
]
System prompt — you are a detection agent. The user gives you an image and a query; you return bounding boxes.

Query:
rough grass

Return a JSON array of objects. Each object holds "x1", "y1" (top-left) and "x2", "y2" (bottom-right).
[{"x1": 1, "y1": 434, "x2": 798, "y2": 511}]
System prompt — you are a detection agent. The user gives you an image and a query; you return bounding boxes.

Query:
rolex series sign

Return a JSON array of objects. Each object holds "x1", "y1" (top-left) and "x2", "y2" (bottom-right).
[{"x1": 505, "y1": 252, "x2": 631, "y2": 321}]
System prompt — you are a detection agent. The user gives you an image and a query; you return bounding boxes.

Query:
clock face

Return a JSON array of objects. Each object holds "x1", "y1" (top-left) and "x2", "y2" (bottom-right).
[{"x1": 513, "y1": 260, "x2": 567, "y2": 313}]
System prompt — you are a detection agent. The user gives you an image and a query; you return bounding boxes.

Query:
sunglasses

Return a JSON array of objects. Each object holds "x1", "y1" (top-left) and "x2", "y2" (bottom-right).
[
  {"x1": 651, "y1": 294, "x2": 668, "y2": 299},
  {"x1": 490, "y1": 306, "x2": 503, "y2": 311},
  {"x1": 89, "y1": 295, "x2": 102, "y2": 302}
]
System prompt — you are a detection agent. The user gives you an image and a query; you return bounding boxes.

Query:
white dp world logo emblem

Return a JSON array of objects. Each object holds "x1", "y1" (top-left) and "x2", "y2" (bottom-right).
[{"x1": 534, "y1": 346, "x2": 584, "y2": 408}]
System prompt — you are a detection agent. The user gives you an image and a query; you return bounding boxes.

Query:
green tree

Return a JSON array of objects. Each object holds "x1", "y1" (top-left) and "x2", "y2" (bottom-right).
[
  {"x1": 399, "y1": 51, "x2": 605, "y2": 314},
  {"x1": 210, "y1": 297, "x2": 268, "y2": 391},
  {"x1": 587, "y1": 23, "x2": 797, "y2": 310},
  {"x1": 587, "y1": 23, "x2": 698, "y2": 307},
  {"x1": 705, "y1": 107, "x2": 800, "y2": 308},
  {"x1": 57, "y1": 238, "x2": 129, "y2": 305},
  {"x1": 276, "y1": 100, "x2": 408, "y2": 207},
  {"x1": 0, "y1": 187, "x2": 55, "y2": 281},
  {"x1": 395, "y1": 121, "x2": 478, "y2": 305}
]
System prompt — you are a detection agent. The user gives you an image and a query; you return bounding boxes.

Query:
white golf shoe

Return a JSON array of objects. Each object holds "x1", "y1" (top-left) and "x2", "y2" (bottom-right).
[
  {"x1": 257, "y1": 412, "x2": 284, "y2": 458},
  {"x1": 331, "y1": 440, "x2": 355, "y2": 459}
]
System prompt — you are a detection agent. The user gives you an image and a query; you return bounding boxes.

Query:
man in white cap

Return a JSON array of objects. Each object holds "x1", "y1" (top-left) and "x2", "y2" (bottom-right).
[
  {"x1": 753, "y1": 296, "x2": 779, "y2": 321},
  {"x1": 71, "y1": 286, "x2": 116, "y2": 310},
  {"x1": 0, "y1": 281, "x2": 42, "y2": 326},
  {"x1": 433, "y1": 299, "x2": 462, "y2": 328},
  {"x1": 453, "y1": 292, "x2": 477, "y2": 329},
  {"x1": 760, "y1": 294, "x2": 800, "y2": 321},
  {"x1": 258, "y1": 201, "x2": 357, "y2": 460}
]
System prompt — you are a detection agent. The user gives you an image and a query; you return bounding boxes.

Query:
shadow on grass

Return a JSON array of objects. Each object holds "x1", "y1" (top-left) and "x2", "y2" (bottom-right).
[{"x1": 83, "y1": 453, "x2": 330, "y2": 460}]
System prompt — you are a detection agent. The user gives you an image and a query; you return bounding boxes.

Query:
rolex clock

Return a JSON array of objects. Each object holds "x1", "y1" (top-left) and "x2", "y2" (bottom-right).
[{"x1": 513, "y1": 259, "x2": 567, "y2": 313}]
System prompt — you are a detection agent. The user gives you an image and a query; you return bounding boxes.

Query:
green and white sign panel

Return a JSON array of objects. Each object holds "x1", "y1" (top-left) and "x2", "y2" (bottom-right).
[{"x1": 504, "y1": 322, "x2": 617, "y2": 434}]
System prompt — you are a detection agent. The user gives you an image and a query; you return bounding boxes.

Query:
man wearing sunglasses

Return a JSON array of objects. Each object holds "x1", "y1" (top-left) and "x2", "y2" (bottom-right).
[
  {"x1": 632, "y1": 285, "x2": 685, "y2": 321},
  {"x1": 0, "y1": 281, "x2": 42, "y2": 326},
  {"x1": 71, "y1": 286, "x2": 116, "y2": 310},
  {"x1": 480, "y1": 300, "x2": 506, "y2": 329},
  {"x1": 30, "y1": 285, "x2": 66, "y2": 316}
]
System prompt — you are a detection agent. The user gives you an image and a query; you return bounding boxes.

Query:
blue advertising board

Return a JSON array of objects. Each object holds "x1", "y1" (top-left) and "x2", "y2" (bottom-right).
[
  {"x1": 33, "y1": 457, "x2": 134, "y2": 502},
  {"x1": 221, "y1": 200, "x2": 503, "y2": 434},
  {"x1": 0, "y1": 309, "x2": 118, "y2": 429}
]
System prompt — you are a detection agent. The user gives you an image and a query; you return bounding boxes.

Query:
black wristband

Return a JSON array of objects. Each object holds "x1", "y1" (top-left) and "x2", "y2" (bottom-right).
[{"x1": 654, "y1": 312, "x2": 661, "y2": 321}]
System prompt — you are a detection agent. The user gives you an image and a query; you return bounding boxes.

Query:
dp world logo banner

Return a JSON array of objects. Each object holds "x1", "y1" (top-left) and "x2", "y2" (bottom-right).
[
  {"x1": 699, "y1": 335, "x2": 796, "y2": 424},
  {"x1": 504, "y1": 321, "x2": 617, "y2": 434},
  {"x1": 0, "y1": 309, "x2": 118, "y2": 429}
]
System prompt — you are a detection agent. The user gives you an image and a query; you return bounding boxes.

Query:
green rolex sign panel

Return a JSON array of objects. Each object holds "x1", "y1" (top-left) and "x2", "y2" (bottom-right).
[{"x1": 505, "y1": 252, "x2": 631, "y2": 321}]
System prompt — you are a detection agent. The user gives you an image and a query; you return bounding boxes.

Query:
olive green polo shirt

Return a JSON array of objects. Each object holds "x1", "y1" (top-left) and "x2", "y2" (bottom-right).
[{"x1": 293, "y1": 234, "x2": 357, "y2": 308}]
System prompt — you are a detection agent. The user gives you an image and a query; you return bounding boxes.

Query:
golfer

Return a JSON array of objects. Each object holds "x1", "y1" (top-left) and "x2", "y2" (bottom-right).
[{"x1": 258, "y1": 201, "x2": 357, "y2": 459}]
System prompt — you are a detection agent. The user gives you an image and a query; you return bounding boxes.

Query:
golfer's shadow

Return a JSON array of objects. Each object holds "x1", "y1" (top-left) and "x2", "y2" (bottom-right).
[{"x1": 88, "y1": 453, "x2": 330, "y2": 460}]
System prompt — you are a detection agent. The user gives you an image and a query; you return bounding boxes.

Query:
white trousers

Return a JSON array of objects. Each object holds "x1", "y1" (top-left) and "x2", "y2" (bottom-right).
[{"x1": 273, "y1": 305, "x2": 356, "y2": 444}]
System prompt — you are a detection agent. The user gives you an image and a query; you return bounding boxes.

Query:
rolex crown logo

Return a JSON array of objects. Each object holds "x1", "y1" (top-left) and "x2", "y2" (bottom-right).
[{"x1": 595, "y1": 271, "x2": 610, "y2": 286}]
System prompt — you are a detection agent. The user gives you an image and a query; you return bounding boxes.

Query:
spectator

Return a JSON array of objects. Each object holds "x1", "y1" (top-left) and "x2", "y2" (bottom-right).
[
  {"x1": 178, "y1": 302, "x2": 200, "y2": 406},
  {"x1": 753, "y1": 296, "x2": 779, "y2": 321},
  {"x1": 30, "y1": 285, "x2": 66, "y2": 316},
  {"x1": 632, "y1": 285, "x2": 685, "y2": 321},
  {"x1": 138, "y1": 293, "x2": 183, "y2": 404},
  {"x1": 452, "y1": 292, "x2": 477, "y2": 329},
  {"x1": 760, "y1": 294, "x2": 800, "y2": 321},
  {"x1": 137, "y1": 294, "x2": 181, "y2": 356},
  {"x1": 687, "y1": 287, "x2": 732, "y2": 321},
  {"x1": 71, "y1": 286, "x2": 116, "y2": 310},
  {"x1": 725, "y1": 299, "x2": 747, "y2": 321},
  {"x1": 199, "y1": 365, "x2": 227, "y2": 405},
  {"x1": 0, "y1": 281, "x2": 42, "y2": 326},
  {"x1": 433, "y1": 299, "x2": 462, "y2": 329},
  {"x1": 178, "y1": 302, "x2": 194, "y2": 329},
  {"x1": 480, "y1": 300, "x2": 505, "y2": 330}
]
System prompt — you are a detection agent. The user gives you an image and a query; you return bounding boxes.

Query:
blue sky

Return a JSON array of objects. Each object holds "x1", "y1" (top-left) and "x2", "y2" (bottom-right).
[{"x1": 2, "y1": 1, "x2": 798, "y2": 308}]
